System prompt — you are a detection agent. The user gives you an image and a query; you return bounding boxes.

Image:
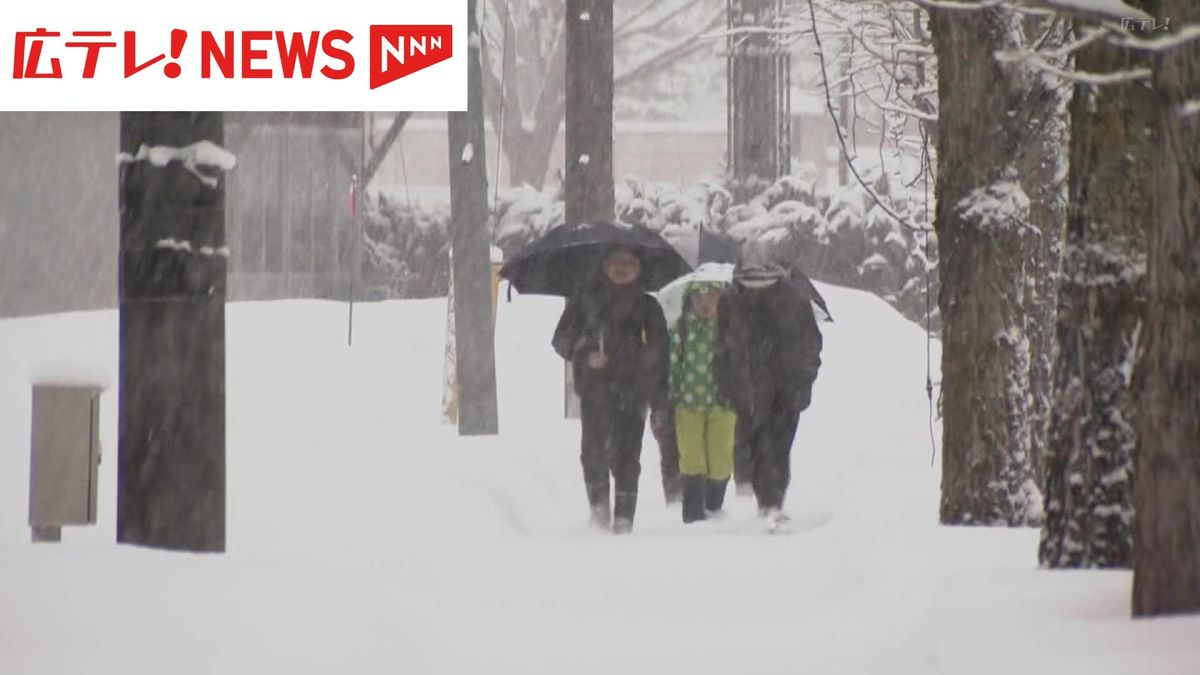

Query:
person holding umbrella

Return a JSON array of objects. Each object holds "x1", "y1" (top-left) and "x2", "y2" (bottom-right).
[
  {"x1": 502, "y1": 221, "x2": 688, "y2": 533},
  {"x1": 550, "y1": 246, "x2": 671, "y2": 533},
  {"x1": 715, "y1": 242, "x2": 824, "y2": 534}
]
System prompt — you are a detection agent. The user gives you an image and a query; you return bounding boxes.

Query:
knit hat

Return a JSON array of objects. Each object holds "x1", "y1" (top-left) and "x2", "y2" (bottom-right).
[{"x1": 733, "y1": 240, "x2": 786, "y2": 289}]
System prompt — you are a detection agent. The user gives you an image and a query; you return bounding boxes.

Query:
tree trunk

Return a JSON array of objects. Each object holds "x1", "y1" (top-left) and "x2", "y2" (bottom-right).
[
  {"x1": 448, "y1": 0, "x2": 500, "y2": 436},
  {"x1": 1020, "y1": 18, "x2": 1069, "y2": 491},
  {"x1": 1133, "y1": 0, "x2": 1200, "y2": 617},
  {"x1": 565, "y1": 0, "x2": 615, "y2": 224},
  {"x1": 1039, "y1": 35, "x2": 1152, "y2": 569},
  {"x1": 932, "y1": 7, "x2": 1044, "y2": 526},
  {"x1": 117, "y1": 112, "x2": 226, "y2": 552}
]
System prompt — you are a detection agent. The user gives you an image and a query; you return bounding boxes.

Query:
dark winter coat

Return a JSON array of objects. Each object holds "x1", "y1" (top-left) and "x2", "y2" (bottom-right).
[
  {"x1": 714, "y1": 277, "x2": 823, "y2": 418},
  {"x1": 552, "y1": 280, "x2": 670, "y2": 413}
]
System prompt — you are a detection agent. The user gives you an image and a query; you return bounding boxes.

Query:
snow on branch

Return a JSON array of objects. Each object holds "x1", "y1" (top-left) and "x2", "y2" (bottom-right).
[
  {"x1": 995, "y1": 48, "x2": 1151, "y2": 85},
  {"x1": 1036, "y1": 0, "x2": 1150, "y2": 22},
  {"x1": 908, "y1": 0, "x2": 1004, "y2": 12},
  {"x1": 877, "y1": 101, "x2": 939, "y2": 122},
  {"x1": 806, "y1": 0, "x2": 931, "y2": 234},
  {"x1": 118, "y1": 140, "x2": 237, "y2": 189},
  {"x1": 1182, "y1": 100, "x2": 1200, "y2": 119},
  {"x1": 911, "y1": 0, "x2": 1150, "y2": 22}
]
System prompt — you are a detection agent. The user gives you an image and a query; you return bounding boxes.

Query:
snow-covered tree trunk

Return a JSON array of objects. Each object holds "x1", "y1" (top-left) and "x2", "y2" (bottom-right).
[
  {"x1": 117, "y1": 112, "x2": 227, "y2": 552},
  {"x1": 1133, "y1": 0, "x2": 1200, "y2": 617},
  {"x1": 932, "y1": 7, "x2": 1043, "y2": 526},
  {"x1": 1019, "y1": 19, "x2": 1069, "y2": 487},
  {"x1": 448, "y1": 0, "x2": 500, "y2": 436},
  {"x1": 1039, "y1": 36, "x2": 1151, "y2": 569},
  {"x1": 565, "y1": 0, "x2": 615, "y2": 224}
]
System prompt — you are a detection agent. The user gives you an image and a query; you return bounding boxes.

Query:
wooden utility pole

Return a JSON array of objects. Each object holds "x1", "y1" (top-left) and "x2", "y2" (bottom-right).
[
  {"x1": 447, "y1": 0, "x2": 500, "y2": 435},
  {"x1": 117, "y1": 112, "x2": 227, "y2": 552},
  {"x1": 565, "y1": 0, "x2": 615, "y2": 225},
  {"x1": 728, "y1": 0, "x2": 790, "y2": 202}
]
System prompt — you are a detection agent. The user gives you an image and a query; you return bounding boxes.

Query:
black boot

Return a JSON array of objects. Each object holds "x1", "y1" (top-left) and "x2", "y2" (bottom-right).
[
  {"x1": 705, "y1": 478, "x2": 729, "y2": 515},
  {"x1": 587, "y1": 483, "x2": 611, "y2": 530},
  {"x1": 612, "y1": 491, "x2": 638, "y2": 534},
  {"x1": 681, "y1": 475, "x2": 707, "y2": 524}
]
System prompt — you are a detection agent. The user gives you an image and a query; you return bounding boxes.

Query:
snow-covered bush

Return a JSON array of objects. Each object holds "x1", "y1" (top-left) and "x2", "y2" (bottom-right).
[
  {"x1": 360, "y1": 192, "x2": 451, "y2": 300},
  {"x1": 362, "y1": 171, "x2": 940, "y2": 329}
]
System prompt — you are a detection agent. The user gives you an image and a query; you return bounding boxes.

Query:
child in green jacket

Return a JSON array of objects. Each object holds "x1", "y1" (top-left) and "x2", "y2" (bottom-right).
[{"x1": 669, "y1": 281, "x2": 737, "y2": 523}]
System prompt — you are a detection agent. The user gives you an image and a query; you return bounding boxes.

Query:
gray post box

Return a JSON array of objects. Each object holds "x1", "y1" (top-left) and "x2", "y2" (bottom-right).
[{"x1": 29, "y1": 385, "x2": 103, "y2": 542}]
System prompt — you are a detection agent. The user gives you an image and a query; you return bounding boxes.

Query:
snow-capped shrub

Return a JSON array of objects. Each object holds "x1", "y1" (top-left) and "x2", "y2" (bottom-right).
[{"x1": 362, "y1": 171, "x2": 940, "y2": 329}]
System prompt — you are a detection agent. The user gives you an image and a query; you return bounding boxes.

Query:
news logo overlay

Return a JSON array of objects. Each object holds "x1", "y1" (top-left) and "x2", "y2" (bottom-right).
[{"x1": 0, "y1": 2, "x2": 466, "y2": 110}]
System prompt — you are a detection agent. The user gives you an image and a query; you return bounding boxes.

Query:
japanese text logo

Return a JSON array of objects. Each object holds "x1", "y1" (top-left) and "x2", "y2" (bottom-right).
[{"x1": 0, "y1": 2, "x2": 466, "y2": 111}]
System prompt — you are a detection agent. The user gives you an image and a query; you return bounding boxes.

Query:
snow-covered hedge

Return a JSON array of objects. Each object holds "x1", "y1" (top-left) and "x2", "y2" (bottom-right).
[{"x1": 362, "y1": 170, "x2": 940, "y2": 329}]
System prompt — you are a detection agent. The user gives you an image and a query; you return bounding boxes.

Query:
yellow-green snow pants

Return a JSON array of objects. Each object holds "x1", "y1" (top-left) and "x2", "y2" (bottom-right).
[{"x1": 675, "y1": 406, "x2": 736, "y2": 480}]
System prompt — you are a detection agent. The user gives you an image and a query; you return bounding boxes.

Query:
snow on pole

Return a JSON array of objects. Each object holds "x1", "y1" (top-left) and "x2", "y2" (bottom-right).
[
  {"x1": 442, "y1": 251, "x2": 459, "y2": 426},
  {"x1": 117, "y1": 140, "x2": 236, "y2": 189}
]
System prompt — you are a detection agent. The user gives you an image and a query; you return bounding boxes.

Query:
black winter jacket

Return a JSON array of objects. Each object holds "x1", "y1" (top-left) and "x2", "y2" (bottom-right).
[
  {"x1": 552, "y1": 281, "x2": 669, "y2": 412},
  {"x1": 714, "y1": 277, "x2": 823, "y2": 417}
]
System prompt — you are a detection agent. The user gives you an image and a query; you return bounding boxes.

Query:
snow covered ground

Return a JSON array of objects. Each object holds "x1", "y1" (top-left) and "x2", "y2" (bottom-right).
[{"x1": 1, "y1": 284, "x2": 1197, "y2": 674}]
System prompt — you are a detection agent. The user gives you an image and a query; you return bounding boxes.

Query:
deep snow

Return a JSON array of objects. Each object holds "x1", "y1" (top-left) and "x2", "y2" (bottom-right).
[{"x1": 1, "y1": 283, "x2": 1197, "y2": 674}]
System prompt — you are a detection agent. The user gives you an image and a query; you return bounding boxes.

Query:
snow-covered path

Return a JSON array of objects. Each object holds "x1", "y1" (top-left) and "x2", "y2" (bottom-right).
[{"x1": 1, "y1": 286, "x2": 1196, "y2": 674}]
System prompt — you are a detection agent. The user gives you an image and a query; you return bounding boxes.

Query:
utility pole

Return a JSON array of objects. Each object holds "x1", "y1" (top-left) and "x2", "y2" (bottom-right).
[
  {"x1": 565, "y1": 0, "x2": 615, "y2": 225},
  {"x1": 727, "y1": 0, "x2": 790, "y2": 202},
  {"x1": 117, "y1": 112, "x2": 227, "y2": 552},
  {"x1": 447, "y1": 0, "x2": 500, "y2": 435}
]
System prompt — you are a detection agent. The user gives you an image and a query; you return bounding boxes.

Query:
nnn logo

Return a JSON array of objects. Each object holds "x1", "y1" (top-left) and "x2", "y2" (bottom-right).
[{"x1": 369, "y1": 25, "x2": 452, "y2": 90}]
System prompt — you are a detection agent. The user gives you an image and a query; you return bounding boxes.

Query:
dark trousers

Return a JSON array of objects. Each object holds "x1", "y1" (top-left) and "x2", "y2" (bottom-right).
[
  {"x1": 580, "y1": 393, "x2": 646, "y2": 518},
  {"x1": 736, "y1": 404, "x2": 802, "y2": 511},
  {"x1": 649, "y1": 404, "x2": 681, "y2": 500},
  {"x1": 732, "y1": 418, "x2": 753, "y2": 490}
]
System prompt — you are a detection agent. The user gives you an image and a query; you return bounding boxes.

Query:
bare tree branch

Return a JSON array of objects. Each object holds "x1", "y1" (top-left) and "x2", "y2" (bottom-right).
[
  {"x1": 616, "y1": 0, "x2": 697, "y2": 43},
  {"x1": 615, "y1": 7, "x2": 724, "y2": 89},
  {"x1": 996, "y1": 49, "x2": 1152, "y2": 84},
  {"x1": 364, "y1": 112, "x2": 412, "y2": 186},
  {"x1": 807, "y1": 0, "x2": 932, "y2": 233},
  {"x1": 878, "y1": 100, "x2": 939, "y2": 121},
  {"x1": 615, "y1": 0, "x2": 665, "y2": 39}
]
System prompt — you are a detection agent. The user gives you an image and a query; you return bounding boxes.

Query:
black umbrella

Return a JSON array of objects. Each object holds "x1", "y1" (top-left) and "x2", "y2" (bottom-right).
[
  {"x1": 500, "y1": 220, "x2": 692, "y2": 298},
  {"x1": 791, "y1": 269, "x2": 834, "y2": 322},
  {"x1": 699, "y1": 227, "x2": 741, "y2": 265},
  {"x1": 663, "y1": 226, "x2": 742, "y2": 267}
]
